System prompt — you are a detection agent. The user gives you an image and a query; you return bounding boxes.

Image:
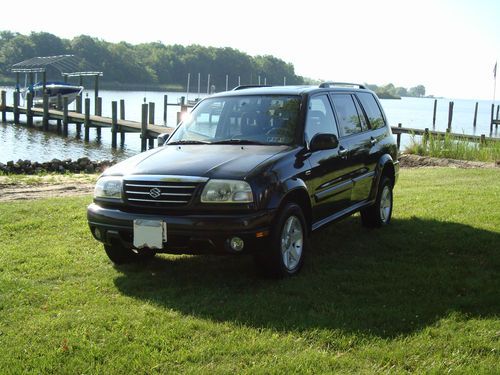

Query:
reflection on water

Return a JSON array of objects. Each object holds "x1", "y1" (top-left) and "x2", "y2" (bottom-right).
[{"x1": 0, "y1": 120, "x2": 141, "y2": 163}]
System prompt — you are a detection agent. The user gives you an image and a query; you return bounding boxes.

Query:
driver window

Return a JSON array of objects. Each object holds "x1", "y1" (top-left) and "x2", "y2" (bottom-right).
[{"x1": 305, "y1": 95, "x2": 338, "y2": 144}]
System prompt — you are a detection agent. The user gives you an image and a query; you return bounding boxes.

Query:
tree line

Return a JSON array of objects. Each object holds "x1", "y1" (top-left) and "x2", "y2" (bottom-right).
[
  {"x1": 0, "y1": 31, "x2": 303, "y2": 91},
  {"x1": 0, "y1": 31, "x2": 426, "y2": 98},
  {"x1": 365, "y1": 83, "x2": 426, "y2": 99}
]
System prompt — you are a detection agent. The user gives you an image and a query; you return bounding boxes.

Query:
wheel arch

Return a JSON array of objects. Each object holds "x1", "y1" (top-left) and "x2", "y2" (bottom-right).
[
  {"x1": 370, "y1": 154, "x2": 396, "y2": 200},
  {"x1": 276, "y1": 183, "x2": 312, "y2": 235}
]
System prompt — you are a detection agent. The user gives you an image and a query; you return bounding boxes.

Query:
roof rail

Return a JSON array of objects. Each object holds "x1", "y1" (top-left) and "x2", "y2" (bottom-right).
[
  {"x1": 232, "y1": 85, "x2": 273, "y2": 91},
  {"x1": 319, "y1": 82, "x2": 366, "y2": 89}
]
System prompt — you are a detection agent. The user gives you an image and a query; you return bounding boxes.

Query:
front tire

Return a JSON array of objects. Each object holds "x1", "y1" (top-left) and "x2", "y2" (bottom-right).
[
  {"x1": 104, "y1": 244, "x2": 156, "y2": 264},
  {"x1": 361, "y1": 176, "x2": 393, "y2": 228},
  {"x1": 254, "y1": 203, "x2": 308, "y2": 277}
]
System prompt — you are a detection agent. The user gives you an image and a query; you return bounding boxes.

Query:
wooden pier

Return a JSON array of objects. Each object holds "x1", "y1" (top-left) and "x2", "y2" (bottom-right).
[{"x1": 0, "y1": 90, "x2": 188, "y2": 151}]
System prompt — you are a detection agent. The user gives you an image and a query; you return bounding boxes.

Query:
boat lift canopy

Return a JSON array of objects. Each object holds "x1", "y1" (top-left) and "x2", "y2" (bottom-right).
[
  {"x1": 11, "y1": 54, "x2": 102, "y2": 77},
  {"x1": 11, "y1": 55, "x2": 103, "y2": 104}
]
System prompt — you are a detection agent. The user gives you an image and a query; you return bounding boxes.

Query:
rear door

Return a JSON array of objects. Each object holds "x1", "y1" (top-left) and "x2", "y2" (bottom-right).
[
  {"x1": 330, "y1": 93, "x2": 374, "y2": 203},
  {"x1": 355, "y1": 92, "x2": 392, "y2": 196}
]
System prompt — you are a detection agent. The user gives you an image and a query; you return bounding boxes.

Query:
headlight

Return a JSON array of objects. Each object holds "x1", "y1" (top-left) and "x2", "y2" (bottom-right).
[
  {"x1": 94, "y1": 176, "x2": 123, "y2": 200},
  {"x1": 201, "y1": 180, "x2": 253, "y2": 203}
]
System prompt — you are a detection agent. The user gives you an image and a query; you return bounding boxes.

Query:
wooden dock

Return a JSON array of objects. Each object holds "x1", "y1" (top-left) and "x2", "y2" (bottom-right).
[{"x1": 1, "y1": 90, "x2": 184, "y2": 151}]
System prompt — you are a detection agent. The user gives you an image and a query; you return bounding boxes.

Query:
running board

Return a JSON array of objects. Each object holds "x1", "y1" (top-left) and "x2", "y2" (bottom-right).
[{"x1": 311, "y1": 200, "x2": 373, "y2": 231}]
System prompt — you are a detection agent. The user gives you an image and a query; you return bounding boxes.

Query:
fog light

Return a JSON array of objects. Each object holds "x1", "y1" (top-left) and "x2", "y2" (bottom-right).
[
  {"x1": 229, "y1": 237, "x2": 244, "y2": 252},
  {"x1": 94, "y1": 227, "x2": 102, "y2": 240}
]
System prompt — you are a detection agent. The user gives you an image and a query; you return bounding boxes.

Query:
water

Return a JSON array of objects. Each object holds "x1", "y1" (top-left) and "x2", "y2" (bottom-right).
[
  {"x1": 0, "y1": 88, "x2": 204, "y2": 163},
  {"x1": 1, "y1": 87, "x2": 498, "y2": 163}
]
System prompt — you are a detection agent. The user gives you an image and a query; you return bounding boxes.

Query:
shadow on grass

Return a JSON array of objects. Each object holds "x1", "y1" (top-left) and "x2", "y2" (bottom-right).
[{"x1": 113, "y1": 217, "x2": 500, "y2": 338}]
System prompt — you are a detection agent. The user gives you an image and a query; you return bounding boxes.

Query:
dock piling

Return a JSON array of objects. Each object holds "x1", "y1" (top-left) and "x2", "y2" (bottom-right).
[
  {"x1": 111, "y1": 101, "x2": 118, "y2": 148},
  {"x1": 56, "y1": 94, "x2": 62, "y2": 133},
  {"x1": 63, "y1": 97, "x2": 69, "y2": 135},
  {"x1": 141, "y1": 103, "x2": 148, "y2": 152},
  {"x1": 432, "y1": 99, "x2": 437, "y2": 129},
  {"x1": 94, "y1": 75, "x2": 99, "y2": 115},
  {"x1": 1, "y1": 90, "x2": 6, "y2": 122},
  {"x1": 75, "y1": 94, "x2": 82, "y2": 135},
  {"x1": 13, "y1": 91, "x2": 20, "y2": 124},
  {"x1": 148, "y1": 102, "x2": 155, "y2": 149},
  {"x1": 26, "y1": 92, "x2": 33, "y2": 127},
  {"x1": 96, "y1": 97, "x2": 102, "y2": 117},
  {"x1": 490, "y1": 104, "x2": 495, "y2": 133},
  {"x1": 423, "y1": 128, "x2": 430, "y2": 146},
  {"x1": 43, "y1": 93, "x2": 49, "y2": 130},
  {"x1": 447, "y1": 101, "x2": 454, "y2": 132},
  {"x1": 84, "y1": 98, "x2": 90, "y2": 142},
  {"x1": 473, "y1": 102, "x2": 478, "y2": 128},
  {"x1": 149, "y1": 102, "x2": 155, "y2": 124},
  {"x1": 120, "y1": 99, "x2": 126, "y2": 144},
  {"x1": 396, "y1": 123, "x2": 402, "y2": 150},
  {"x1": 176, "y1": 96, "x2": 187, "y2": 125},
  {"x1": 163, "y1": 95, "x2": 168, "y2": 124}
]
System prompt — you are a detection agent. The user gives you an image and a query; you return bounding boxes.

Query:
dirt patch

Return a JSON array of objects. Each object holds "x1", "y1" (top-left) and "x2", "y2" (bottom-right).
[
  {"x1": 399, "y1": 154, "x2": 499, "y2": 169},
  {"x1": 0, "y1": 175, "x2": 96, "y2": 202}
]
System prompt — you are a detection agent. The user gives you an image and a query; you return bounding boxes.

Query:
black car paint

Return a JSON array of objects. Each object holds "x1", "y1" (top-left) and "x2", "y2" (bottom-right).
[{"x1": 87, "y1": 86, "x2": 399, "y2": 254}]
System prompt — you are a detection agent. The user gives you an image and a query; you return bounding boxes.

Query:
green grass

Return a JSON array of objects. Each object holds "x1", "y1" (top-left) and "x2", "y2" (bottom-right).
[
  {"x1": 1, "y1": 168, "x2": 499, "y2": 373},
  {"x1": 405, "y1": 132, "x2": 500, "y2": 162}
]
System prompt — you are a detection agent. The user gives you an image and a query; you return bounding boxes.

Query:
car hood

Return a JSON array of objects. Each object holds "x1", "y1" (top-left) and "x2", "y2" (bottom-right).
[{"x1": 103, "y1": 144, "x2": 290, "y2": 179}]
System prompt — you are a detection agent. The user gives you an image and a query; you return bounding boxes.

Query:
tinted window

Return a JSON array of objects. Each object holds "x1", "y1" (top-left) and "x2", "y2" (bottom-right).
[
  {"x1": 356, "y1": 92, "x2": 386, "y2": 129},
  {"x1": 168, "y1": 95, "x2": 301, "y2": 145},
  {"x1": 305, "y1": 95, "x2": 338, "y2": 143},
  {"x1": 331, "y1": 94, "x2": 362, "y2": 136}
]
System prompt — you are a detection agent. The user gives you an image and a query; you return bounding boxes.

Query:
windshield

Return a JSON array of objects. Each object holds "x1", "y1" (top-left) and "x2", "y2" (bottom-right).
[{"x1": 168, "y1": 95, "x2": 301, "y2": 145}]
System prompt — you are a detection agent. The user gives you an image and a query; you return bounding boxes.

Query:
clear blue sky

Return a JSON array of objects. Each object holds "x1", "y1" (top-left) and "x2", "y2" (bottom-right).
[{"x1": 3, "y1": 0, "x2": 499, "y2": 100}]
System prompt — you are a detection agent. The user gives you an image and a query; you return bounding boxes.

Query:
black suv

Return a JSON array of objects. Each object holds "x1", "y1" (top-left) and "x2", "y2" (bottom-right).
[{"x1": 87, "y1": 83, "x2": 399, "y2": 276}]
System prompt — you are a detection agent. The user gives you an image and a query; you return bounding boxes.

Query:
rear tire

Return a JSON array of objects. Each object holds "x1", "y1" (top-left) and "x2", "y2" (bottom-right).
[
  {"x1": 361, "y1": 176, "x2": 393, "y2": 228},
  {"x1": 104, "y1": 244, "x2": 156, "y2": 264},
  {"x1": 254, "y1": 203, "x2": 308, "y2": 277}
]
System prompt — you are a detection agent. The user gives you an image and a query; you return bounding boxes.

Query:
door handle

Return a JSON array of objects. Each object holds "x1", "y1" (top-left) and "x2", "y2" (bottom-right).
[
  {"x1": 338, "y1": 146, "x2": 348, "y2": 157},
  {"x1": 370, "y1": 137, "x2": 377, "y2": 146}
]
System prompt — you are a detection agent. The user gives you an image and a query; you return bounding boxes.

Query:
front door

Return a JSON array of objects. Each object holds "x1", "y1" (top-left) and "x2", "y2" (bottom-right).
[{"x1": 303, "y1": 94, "x2": 352, "y2": 223}]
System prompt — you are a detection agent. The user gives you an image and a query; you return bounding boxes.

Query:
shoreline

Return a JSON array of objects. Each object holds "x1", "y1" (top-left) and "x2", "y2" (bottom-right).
[{"x1": 1, "y1": 154, "x2": 497, "y2": 202}]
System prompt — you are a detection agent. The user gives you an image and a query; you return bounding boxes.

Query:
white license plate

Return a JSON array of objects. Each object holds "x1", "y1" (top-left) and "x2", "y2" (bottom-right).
[{"x1": 133, "y1": 219, "x2": 167, "y2": 249}]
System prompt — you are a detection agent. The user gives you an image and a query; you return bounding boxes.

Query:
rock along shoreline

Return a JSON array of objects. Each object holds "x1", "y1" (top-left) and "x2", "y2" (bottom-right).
[
  {"x1": 1, "y1": 154, "x2": 498, "y2": 175},
  {"x1": 0, "y1": 158, "x2": 116, "y2": 175}
]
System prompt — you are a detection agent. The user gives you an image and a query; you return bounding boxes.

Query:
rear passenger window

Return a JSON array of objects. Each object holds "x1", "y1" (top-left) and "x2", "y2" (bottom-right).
[
  {"x1": 356, "y1": 93, "x2": 386, "y2": 129},
  {"x1": 330, "y1": 94, "x2": 363, "y2": 137}
]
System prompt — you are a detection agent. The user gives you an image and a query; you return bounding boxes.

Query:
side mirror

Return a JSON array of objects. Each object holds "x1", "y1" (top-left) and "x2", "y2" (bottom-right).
[
  {"x1": 309, "y1": 133, "x2": 339, "y2": 152},
  {"x1": 157, "y1": 133, "x2": 170, "y2": 146}
]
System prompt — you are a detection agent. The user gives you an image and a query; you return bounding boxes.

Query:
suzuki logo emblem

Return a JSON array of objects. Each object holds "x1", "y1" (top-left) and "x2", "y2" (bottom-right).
[{"x1": 149, "y1": 187, "x2": 161, "y2": 199}]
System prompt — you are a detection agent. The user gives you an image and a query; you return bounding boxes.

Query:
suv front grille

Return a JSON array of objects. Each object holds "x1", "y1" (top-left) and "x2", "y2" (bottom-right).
[{"x1": 123, "y1": 176, "x2": 207, "y2": 208}]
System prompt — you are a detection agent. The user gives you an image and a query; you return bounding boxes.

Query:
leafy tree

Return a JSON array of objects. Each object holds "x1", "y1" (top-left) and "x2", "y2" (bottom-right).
[{"x1": 409, "y1": 85, "x2": 426, "y2": 97}]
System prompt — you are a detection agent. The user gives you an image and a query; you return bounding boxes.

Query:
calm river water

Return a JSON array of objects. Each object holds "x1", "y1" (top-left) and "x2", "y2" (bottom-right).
[{"x1": 1, "y1": 87, "x2": 498, "y2": 163}]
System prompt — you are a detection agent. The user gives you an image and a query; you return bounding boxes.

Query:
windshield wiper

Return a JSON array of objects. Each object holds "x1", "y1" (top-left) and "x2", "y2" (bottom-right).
[
  {"x1": 210, "y1": 139, "x2": 266, "y2": 145},
  {"x1": 167, "y1": 140, "x2": 210, "y2": 145}
]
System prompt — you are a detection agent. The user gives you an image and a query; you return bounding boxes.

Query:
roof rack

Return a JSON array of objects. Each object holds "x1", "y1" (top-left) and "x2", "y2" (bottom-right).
[
  {"x1": 319, "y1": 82, "x2": 366, "y2": 89},
  {"x1": 232, "y1": 85, "x2": 273, "y2": 91}
]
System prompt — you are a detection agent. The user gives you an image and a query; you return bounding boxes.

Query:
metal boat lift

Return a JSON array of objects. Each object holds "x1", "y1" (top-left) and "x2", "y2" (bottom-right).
[{"x1": 11, "y1": 54, "x2": 103, "y2": 110}]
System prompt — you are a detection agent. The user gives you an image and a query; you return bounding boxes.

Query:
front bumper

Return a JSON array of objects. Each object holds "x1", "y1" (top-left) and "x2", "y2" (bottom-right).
[{"x1": 87, "y1": 203, "x2": 276, "y2": 254}]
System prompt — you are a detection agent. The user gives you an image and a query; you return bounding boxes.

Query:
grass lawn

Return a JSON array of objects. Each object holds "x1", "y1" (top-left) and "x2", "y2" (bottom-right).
[{"x1": 1, "y1": 168, "x2": 499, "y2": 373}]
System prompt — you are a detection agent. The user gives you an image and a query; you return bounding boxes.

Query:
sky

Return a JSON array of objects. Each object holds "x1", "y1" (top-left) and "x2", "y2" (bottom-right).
[{"x1": 2, "y1": 0, "x2": 499, "y2": 100}]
